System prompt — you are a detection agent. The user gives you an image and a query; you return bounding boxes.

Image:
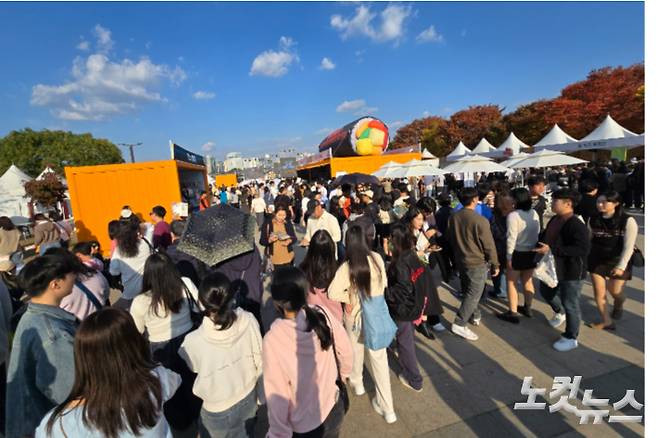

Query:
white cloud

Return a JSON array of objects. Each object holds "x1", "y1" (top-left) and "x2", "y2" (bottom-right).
[
  {"x1": 193, "y1": 90, "x2": 216, "y2": 100},
  {"x1": 201, "y1": 141, "x2": 215, "y2": 153},
  {"x1": 336, "y1": 99, "x2": 366, "y2": 112},
  {"x1": 461, "y1": 29, "x2": 467, "y2": 37},
  {"x1": 416, "y1": 25, "x2": 444, "y2": 44},
  {"x1": 250, "y1": 36, "x2": 300, "y2": 77},
  {"x1": 93, "y1": 24, "x2": 113, "y2": 53},
  {"x1": 422, "y1": 110, "x2": 431, "y2": 117},
  {"x1": 356, "y1": 106, "x2": 378, "y2": 116},
  {"x1": 319, "y1": 57, "x2": 336, "y2": 70},
  {"x1": 145, "y1": 41, "x2": 152, "y2": 50},
  {"x1": 330, "y1": 5, "x2": 412, "y2": 44},
  {"x1": 77, "y1": 39, "x2": 90, "y2": 51},
  {"x1": 31, "y1": 26, "x2": 187, "y2": 121},
  {"x1": 389, "y1": 120, "x2": 404, "y2": 129}
]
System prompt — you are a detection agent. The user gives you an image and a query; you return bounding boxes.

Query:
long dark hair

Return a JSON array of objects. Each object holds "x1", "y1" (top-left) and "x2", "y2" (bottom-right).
[
  {"x1": 344, "y1": 225, "x2": 379, "y2": 297},
  {"x1": 388, "y1": 223, "x2": 416, "y2": 266},
  {"x1": 46, "y1": 308, "x2": 162, "y2": 438},
  {"x1": 116, "y1": 220, "x2": 140, "y2": 258},
  {"x1": 199, "y1": 272, "x2": 237, "y2": 330},
  {"x1": 402, "y1": 206, "x2": 424, "y2": 230},
  {"x1": 299, "y1": 230, "x2": 337, "y2": 291},
  {"x1": 271, "y1": 266, "x2": 333, "y2": 350},
  {"x1": 0, "y1": 216, "x2": 15, "y2": 231},
  {"x1": 141, "y1": 252, "x2": 186, "y2": 317}
]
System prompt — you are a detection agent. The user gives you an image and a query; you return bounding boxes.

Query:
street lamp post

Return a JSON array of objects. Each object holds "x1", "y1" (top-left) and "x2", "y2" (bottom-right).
[{"x1": 117, "y1": 142, "x2": 143, "y2": 163}]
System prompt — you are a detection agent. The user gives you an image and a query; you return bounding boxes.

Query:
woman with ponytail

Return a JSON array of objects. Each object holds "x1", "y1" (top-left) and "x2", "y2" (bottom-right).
[
  {"x1": 179, "y1": 272, "x2": 263, "y2": 438},
  {"x1": 264, "y1": 266, "x2": 352, "y2": 437},
  {"x1": 328, "y1": 225, "x2": 397, "y2": 424}
]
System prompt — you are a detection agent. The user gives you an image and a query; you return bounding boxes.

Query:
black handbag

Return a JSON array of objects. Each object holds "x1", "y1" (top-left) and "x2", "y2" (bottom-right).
[
  {"x1": 317, "y1": 306, "x2": 350, "y2": 414},
  {"x1": 183, "y1": 284, "x2": 203, "y2": 329},
  {"x1": 631, "y1": 247, "x2": 645, "y2": 268}
]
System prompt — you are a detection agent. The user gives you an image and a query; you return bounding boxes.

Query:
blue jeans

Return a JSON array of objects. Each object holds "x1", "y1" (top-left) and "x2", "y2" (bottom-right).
[
  {"x1": 199, "y1": 388, "x2": 258, "y2": 438},
  {"x1": 39, "y1": 241, "x2": 61, "y2": 255},
  {"x1": 454, "y1": 265, "x2": 488, "y2": 327},
  {"x1": 540, "y1": 280, "x2": 584, "y2": 339}
]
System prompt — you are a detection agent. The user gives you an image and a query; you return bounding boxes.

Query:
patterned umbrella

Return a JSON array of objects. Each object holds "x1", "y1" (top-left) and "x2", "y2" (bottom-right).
[{"x1": 178, "y1": 204, "x2": 256, "y2": 267}]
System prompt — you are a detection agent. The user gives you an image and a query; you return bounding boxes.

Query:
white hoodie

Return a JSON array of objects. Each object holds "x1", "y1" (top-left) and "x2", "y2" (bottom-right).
[{"x1": 179, "y1": 308, "x2": 263, "y2": 412}]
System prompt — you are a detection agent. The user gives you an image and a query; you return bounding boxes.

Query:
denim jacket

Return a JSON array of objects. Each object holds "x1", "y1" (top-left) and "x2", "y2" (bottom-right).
[{"x1": 6, "y1": 303, "x2": 77, "y2": 438}]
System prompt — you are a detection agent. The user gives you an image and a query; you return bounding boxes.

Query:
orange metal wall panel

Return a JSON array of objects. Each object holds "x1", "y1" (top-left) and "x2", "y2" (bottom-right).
[
  {"x1": 65, "y1": 160, "x2": 185, "y2": 256},
  {"x1": 329, "y1": 152, "x2": 421, "y2": 177},
  {"x1": 215, "y1": 174, "x2": 238, "y2": 188}
]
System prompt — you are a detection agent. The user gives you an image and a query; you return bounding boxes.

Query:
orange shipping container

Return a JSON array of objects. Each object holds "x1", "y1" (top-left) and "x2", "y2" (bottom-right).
[
  {"x1": 215, "y1": 173, "x2": 238, "y2": 188},
  {"x1": 65, "y1": 160, "x2": 207, "y2": 256}
]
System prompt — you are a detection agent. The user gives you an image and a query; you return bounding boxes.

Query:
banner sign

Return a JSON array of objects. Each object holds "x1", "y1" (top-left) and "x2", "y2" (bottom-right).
[{"x1": 171, "y1": 141, "x2": 205, "y2": 166}]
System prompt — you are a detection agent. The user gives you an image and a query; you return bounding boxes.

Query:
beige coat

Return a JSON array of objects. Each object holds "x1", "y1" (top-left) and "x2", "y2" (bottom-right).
[{"x1": 328, "y1": 251, "x2": 387, "y2": 317}]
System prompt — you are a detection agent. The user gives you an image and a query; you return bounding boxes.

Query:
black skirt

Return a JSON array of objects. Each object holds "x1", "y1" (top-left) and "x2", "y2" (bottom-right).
[
  {"x1": 588, "y1": 254, "x2": 632, "y2": 280},
  {"x1": 511, "y1": 250, "x2": 539, "y2": 271}
]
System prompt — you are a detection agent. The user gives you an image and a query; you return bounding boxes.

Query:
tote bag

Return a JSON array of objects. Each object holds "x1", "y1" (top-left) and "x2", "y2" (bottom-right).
[{"x1": 359, "y1": 293, "x2": 397, "y2": 351}]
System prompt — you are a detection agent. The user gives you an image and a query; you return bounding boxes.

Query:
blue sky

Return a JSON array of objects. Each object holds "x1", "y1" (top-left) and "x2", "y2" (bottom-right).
[{"x1": 0, "y1": 2, "x2": 644, "y2": 162}]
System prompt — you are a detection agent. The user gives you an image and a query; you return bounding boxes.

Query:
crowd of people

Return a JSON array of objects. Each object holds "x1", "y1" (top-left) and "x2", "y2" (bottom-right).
[{"x1": 0, "y1": 157, "x2": 643, "y2": 438}]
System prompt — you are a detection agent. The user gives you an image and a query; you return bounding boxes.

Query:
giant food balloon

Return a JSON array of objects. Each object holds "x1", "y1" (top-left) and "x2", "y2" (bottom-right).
[{"x1": 318, "y1": 117, "x2": 390, "y2": 157}]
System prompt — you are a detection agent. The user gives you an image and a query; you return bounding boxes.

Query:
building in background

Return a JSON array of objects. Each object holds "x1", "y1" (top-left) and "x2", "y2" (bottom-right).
[{"x1": 223, "y1": 152, "x2": 244, "y2": 172}]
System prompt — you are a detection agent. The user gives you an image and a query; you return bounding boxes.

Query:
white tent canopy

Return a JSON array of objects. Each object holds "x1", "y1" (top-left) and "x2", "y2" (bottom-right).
[
  {"x1": 388, "y1": 163, "x2": 445, "y2": 178},
  {"x1": 372, "y1": 160, "x2": 404, "y2": 178},
  {"x1": 0, "y1": 164, "x2": 33, "y2": 223},
  {"x1": 483, "y1": 132, "x2": 529, "y2": 158},
  {"x1": 534, "y1": 116, "x2": 643, "y2": 153},
  {"x1": 499, "y1": 152, "x2": 530, "y2": 168},
  {"x1": 534, "y1": 124, "x2": 579, "y2": 148},
  {"x1": 446, "y1": 141, "x2": 472, "y2": 161},
  {"x1": 421, "y1": 149, "x2": 438, "y2": 160},
  {"x1": 471, "y1": 138, "x2": 496, "y2": 155},
  {"x1": 581, "y1": 114, "x2": 638, "y2": 141},
  {"x1": 510, "y1": 149, "x2": 588, "y2": 169},
  {"x1": 442, "y1": 154, "x2": 509, "y2": 174}
]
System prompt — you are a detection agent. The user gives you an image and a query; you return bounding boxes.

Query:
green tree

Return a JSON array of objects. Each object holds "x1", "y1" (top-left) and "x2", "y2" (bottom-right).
[{"x1": 0, "y1": 129, "x2": 124, "y2": 177}]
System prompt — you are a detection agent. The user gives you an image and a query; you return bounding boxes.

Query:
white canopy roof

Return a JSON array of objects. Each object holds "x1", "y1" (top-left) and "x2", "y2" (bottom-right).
[
  {"x1": 37, "y1": 166, "x2": 57, "y2": 180},
  {"x1": 446, "y1": 141, "x2": 471, "y2": 161},
  {"x1": 483, "y1": 132, "x2": 530, "y2": 158},
  {"x1": 0, "y1": 164, "x2": 32, "y2": 196},
  {"x1": 373, "y1": 161, "x2": 405, "y2": 178},
  {"x1": 581, "y1": 114, "x2": 638, "y2": 141},
  {"x1": 499, "y1": 152, "x2": 530, "y2": 168},
  {"x1": 442, "y1": 154, "x2": 509, "y2": 174},
  {"x1": 471, "y1": 138, "x2": 496, "y2": 155},
  {"x1": 534, "y1": 124, "x2": 578, "y2": 148},
  {"x1": 421, "y1": 149, "x2": 438, "y2": 160},
  {"x1": 510, "y1": 149, "x2": 588, "y2": 169}
]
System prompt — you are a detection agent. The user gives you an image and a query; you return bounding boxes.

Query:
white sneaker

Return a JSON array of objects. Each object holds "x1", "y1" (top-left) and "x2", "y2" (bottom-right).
[
  {"x1": 432, "y1": 322, "x2": 447, "y2": 333},
  {"x1": 451, "y1": 324, "x2": 479, "y2": 341},
  {"x1": 549, "y1": 312, "x2": 566, "y2": 328},
  {"x1": 350, "y1": 381, "x2": 365, "y2": 396},
  {"x1": 553, "y1": 336, "x2": 578, "y2": 352},
  {"x1": 371, "y1": 398, "x2": 397, "y2": 424},
  {"x1": 470, "y1": 315, "x2": 481, "y2": 326}
]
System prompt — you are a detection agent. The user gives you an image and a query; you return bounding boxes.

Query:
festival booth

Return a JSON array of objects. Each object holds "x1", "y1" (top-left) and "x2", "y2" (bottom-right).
[
  {"x1": 65, "y1": 143, "x2": 208, "y2": 256},
  {"x1": 533, "y1": 115, "x2": 644, "y2": 161},
  {"x1": 297, "y1": 117, "x2": 421, "y2": 179},
  {"x1": 470, "y1": 138, "x2": 497, "y2": 155}
]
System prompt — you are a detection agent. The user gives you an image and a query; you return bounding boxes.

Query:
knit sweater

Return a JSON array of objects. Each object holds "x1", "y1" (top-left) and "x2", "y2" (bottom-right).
[
  {"x1": 446, "y1": 208, "x2": 499, "y2": 268},
  {"x1": 506, "y1": 209, "x2": 540, "y2": 259}
]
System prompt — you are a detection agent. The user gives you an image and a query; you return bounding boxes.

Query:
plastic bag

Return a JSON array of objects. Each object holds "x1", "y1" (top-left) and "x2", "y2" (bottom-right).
[{"x1": 533, "y1": 251, "x2": 558, "y2": 288}]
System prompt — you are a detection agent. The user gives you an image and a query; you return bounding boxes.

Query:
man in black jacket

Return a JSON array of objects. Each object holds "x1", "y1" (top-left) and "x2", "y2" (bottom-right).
[{"x1": 534, "y1": 189, "x2": 591, "y2": 352}]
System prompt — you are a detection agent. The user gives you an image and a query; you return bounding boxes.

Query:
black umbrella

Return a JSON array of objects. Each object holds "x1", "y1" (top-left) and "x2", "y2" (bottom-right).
[
  {"x1": 178, "y1": 204, "x2": 256, "y2": 267},
  {"x1": 331, "y1": 172, "x2": 381, "y2": 188}
]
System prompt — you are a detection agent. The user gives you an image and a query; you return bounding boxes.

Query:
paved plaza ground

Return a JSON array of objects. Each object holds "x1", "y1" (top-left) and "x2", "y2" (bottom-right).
[{"x1": 254, "y1": 211, "x2": 645, "y2": 438}]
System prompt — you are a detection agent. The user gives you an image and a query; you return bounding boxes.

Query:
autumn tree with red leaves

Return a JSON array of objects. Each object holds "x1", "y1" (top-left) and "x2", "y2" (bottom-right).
[{"x1": 391, "y1": 63, "x2": 644, "y2": 155}]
